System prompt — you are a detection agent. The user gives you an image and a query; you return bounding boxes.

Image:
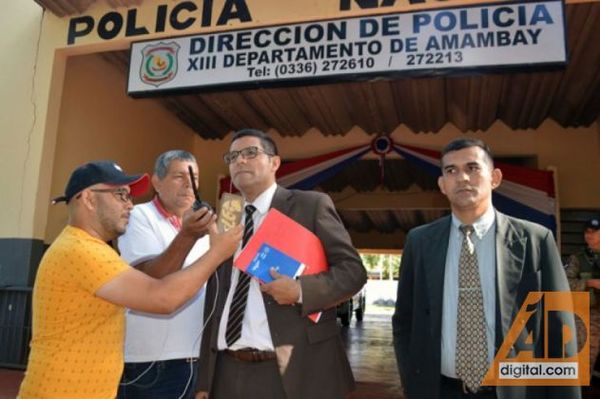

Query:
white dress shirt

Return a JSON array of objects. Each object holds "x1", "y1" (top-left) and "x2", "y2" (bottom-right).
[
  {"x1": 217, "y1": 183, "x2": 278, "y2": 351},
  {"x1": 441, "y1": 206, "x2": 496, "y2": 377}
]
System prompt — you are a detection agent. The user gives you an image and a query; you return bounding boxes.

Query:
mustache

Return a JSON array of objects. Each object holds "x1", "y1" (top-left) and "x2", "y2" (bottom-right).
[
  {"x1": 456, "y1": 183, "x2": 475, "y2": 189},
  {"x1": 455, "y1": 186, "x2": 476, "y2": 192}
]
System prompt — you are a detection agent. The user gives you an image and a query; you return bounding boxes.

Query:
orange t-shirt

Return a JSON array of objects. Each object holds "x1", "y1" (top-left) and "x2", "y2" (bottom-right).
[{"x1": 18, "y1": 225, "x2": 129, "y2": 399}]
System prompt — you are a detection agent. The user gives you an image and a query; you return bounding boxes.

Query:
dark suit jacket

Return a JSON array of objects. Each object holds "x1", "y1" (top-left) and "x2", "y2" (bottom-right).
[
  {"x1": 197, "y1": 186, "x2": 367, "y2": 399},
  {"x1": 392, "y1": 211, "x2": 581, "y2": 399}
]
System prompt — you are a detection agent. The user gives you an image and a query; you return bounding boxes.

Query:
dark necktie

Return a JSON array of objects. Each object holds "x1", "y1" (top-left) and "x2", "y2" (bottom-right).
[
  {"x1": 225, "y1": 204, "x2": 256, "y2": 347},
  {"x1": 455, "y1": 225, "x2": 489, "y2": 392}
]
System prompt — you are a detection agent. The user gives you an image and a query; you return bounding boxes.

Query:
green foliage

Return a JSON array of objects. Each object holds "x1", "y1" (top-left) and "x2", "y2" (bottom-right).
[{"x1": 359, "y1": 252, "x2": 401, "y2": 280}]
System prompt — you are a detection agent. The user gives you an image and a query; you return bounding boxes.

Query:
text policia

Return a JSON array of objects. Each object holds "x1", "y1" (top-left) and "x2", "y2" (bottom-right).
[
  {"x1": 67, "y1": 0, "x2": 253, "y2": 45},
  {"x1": 67, "y1": 1, "x2": 554, "y2": 46}
]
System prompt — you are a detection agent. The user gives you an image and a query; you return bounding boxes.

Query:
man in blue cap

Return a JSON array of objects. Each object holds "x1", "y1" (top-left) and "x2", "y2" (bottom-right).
[{"x1": 18, "y1": 160, "x2": 242, "y2": 399}]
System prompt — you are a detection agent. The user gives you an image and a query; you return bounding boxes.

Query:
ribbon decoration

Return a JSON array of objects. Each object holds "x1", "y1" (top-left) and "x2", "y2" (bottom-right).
[
  {"x1": 218, "y1": 139, "x2": 557, "y2": 235},
  {"x1": 371, "y1": 135, "x2": 393, "y2": 185}
]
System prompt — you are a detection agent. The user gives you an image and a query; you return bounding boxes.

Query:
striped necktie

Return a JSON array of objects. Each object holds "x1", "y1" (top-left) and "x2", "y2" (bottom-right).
[
  {"x1": 455, "y1": 224, "x2": 489, "y2": 392},
  {"x1": 225, "y1": 204, "x2": 257, "y2": 347}
]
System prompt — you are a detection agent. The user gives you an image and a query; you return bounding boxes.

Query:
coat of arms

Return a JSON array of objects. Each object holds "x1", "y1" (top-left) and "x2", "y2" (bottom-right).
[{"x1": 140, "y1": 42, "x2": 180, "y2": 87}]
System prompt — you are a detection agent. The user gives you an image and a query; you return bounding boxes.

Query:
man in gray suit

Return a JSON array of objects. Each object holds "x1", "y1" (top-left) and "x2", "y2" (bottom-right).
[
  {"x1": 393, "y1": 138, "x2": 580, "y2": 399},
  {"x1": 195, "y1": 128, "x2": 366, "y2": 399}
]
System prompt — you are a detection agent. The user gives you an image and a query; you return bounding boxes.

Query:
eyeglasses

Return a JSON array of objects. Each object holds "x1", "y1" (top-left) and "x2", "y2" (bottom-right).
[
  {"x1": 90, "y1": 188, "x2": 133, "y2": 203},
  {"x1": 223, "y1": 146, "x2": 274, "y2": 165}
]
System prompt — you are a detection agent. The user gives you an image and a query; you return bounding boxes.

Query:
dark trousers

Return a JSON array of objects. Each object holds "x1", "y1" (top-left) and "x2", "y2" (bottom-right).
[
  {"x1": 117, "y1": 358, "x2": 197, "y2": 399},
  {"x1": 440, "y1": 376, "x2": 497, "y2": 399},
  {"x1": 211, "y1": 351, "x2": 287, "y2": 399}
]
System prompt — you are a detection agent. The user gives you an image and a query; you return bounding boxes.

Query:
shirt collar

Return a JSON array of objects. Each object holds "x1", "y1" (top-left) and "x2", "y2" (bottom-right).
[
  {"x1": 245, "y1": 183, "x2": 277, "y2": 216},
  {"x1": 152, "y1": 195, "x2": 182, "y2": 230},
  {"x1": 451, "y1": 206, "x2": 496, "y2": 239}
]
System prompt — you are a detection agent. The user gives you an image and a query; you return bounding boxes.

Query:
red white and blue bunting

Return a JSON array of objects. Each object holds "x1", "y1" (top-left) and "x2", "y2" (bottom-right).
[
  {"x1": 393, "y1": 144, "x2": 557, "y2": 234},
  {"x1": 219, "y1": 137, "x2": 557, "y2": 234}
]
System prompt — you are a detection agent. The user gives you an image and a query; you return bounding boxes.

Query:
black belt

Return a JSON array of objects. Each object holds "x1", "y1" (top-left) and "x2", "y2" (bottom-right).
[
  {"x1": 126, "y1": 358, "x2": 198, "y2": 365},
  {"x1": 222, "y1": 348, "x2": 277, "y2": 363},
  {"x1": 440, "y1": 375, "x2": 495, "y2": 394}
]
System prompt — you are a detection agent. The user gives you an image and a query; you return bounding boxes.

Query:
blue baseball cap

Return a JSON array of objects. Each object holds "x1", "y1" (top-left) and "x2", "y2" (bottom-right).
[
  {"x1": 52, "y1": 160, "x2": 149, "y2": 204},
  {"x1": 585, "y1": 218, "x2": 599, "y2": 231}
]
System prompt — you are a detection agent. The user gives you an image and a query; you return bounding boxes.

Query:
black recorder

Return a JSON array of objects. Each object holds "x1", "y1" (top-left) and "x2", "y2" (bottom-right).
[{"x1": 188, "y1": 165, "x2": 212, "y2": 212}]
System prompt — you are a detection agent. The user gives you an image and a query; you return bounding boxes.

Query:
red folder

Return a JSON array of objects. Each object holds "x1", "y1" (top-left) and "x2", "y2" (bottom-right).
[{"x1": 234, "y1": 209, "x2": 328, "y2": 322}]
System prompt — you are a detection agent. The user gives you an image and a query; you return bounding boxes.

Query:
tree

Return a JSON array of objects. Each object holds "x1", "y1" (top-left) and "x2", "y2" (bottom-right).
[{"x1": 360, "y1": 253, "x2": 401, "y2": 280}]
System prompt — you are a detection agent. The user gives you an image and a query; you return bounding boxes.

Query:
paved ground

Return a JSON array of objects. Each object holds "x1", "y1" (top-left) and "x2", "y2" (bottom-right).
[
  {"x1": 343, "y1": 313, "x2": 403, "y2": 399},
  {"x1": 2, "y1": 311, "x2": 598, "y2": 398}
]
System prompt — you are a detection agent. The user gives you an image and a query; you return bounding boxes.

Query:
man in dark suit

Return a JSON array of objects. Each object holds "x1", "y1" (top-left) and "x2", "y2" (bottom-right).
[
  {"x1": 392, "y1": 138, "x2": 580, "y2": 399},
  {"x1": 195, "y1": 129, "x2": 366, "y2": 399}
]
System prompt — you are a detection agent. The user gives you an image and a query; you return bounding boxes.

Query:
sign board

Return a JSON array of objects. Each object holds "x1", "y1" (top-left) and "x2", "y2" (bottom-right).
[
  {"x1": 68, "y1": 0, "x2": 521, "y2": 46},
  {"x1": 128, "y1": 0, "x2": 566, "y2": 96}
]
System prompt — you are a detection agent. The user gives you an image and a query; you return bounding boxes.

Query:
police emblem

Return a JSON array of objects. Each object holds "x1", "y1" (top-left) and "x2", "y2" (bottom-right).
[{"x1": 140, "y1": 42, "x2": 180, "y2": 87}]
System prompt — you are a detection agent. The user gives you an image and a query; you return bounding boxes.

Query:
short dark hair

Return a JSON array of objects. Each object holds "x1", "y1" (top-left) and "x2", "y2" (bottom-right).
[
  {"x1": 440, "y1": 138, "x2": 494, "y2": 167},
  {"x1": 231, "y1": 128, "x2": 278, "y2": 156}
]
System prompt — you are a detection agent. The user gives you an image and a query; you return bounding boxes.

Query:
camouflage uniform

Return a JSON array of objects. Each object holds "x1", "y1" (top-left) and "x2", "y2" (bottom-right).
[{"x1": 566, "y1": 248, "x2": 600, "y2": 377}]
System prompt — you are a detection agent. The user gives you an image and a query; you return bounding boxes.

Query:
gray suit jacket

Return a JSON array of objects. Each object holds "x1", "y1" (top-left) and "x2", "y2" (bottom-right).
[
  {"x1": 197, "y1": 186, "x2": 367, "y2": 399},
  {"x1": 392, "y1": 211, "x2": 581, "y2": 399}
]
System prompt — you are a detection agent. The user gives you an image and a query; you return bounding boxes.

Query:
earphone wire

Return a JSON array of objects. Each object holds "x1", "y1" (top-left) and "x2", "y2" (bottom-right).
[
  {"x1": 175, "y1": 271, "x2": 220, "y2": 399},
  {"x1": 119, "y1": 266, "x2": 220, "y2": 399}
]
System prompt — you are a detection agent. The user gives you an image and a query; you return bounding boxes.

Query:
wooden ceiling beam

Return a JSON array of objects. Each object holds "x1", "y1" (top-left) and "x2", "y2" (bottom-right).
[
  {"x1": 180, "y1": 95, "x2": 231, "y2": 138},
  {"x1": 197, "y1": 92, "x2": 258, "y2": 133},
  {"x1": 551, "y1": 2, "x2": 600, "y2": 126},
  {"x1": 160, "y1": 97, "x2": 217, "y2": 138},
  {"x1": 293, "y1": 86, "x2": 338, "y2": 134},
  {"x1": 425, "y1": 78, "x2": 447, "y2": 132},
  {"x1": 266, "y1": 88, "x2": 313, "y2": 135},
  {"x1": 342, "y1": 82, "x2": 377, "y2": 134},
  {"x1": 240, "y1": 89, "x2": 295, "y2": 134},
  {"x1": 447, "y1": 77, "x2": 470, "y2": 132},
  {"x1": 373, "y1": 81, "x2": 401, "y2": 133},
  {"x1": 218, "y1": 92, "x2": 270, "y2": 130},
  {"x1": 476, "y1": 75, "x2": 502, "y2": 131}
]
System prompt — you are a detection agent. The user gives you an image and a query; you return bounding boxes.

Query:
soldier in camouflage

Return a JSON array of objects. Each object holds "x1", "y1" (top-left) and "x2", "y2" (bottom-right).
[{"x1": 566, "y1": 218, "x2": 600, "y2": 380}]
